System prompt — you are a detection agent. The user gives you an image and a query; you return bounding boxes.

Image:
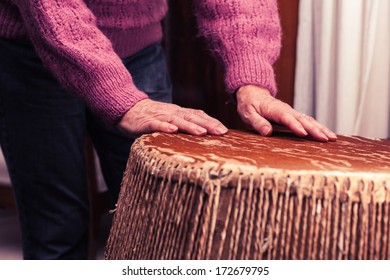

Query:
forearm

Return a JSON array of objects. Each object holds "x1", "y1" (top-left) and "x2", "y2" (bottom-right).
[
  {"x1": 195, "y1": 0, "x2": 281, "y2": 96},
  {"x1": 12, "y1": 0, "x2": 147, "y2": 124}
]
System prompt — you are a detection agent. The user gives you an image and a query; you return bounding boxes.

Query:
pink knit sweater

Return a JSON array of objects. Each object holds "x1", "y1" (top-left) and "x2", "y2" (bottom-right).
[{"x1": 0, "y1": 0, "x2": 281, "y2": 125}]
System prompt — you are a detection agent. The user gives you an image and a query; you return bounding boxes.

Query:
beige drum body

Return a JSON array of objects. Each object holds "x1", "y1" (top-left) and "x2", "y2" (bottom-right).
[{"x1": 105, "y1": 130, "x2": 390, "y2": 260}]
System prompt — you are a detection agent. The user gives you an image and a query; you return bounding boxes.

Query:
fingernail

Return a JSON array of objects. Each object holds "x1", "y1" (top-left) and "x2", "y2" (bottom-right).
[
  {"x1": 323, "y1": 128, "x2": 337, "y2": 140},
  {"x1": 167, "y1": 125, "x2": 178, "y2": 133},
  {"x1": 261, "y1": 125, "x2": 271, "y2": 136},
  {"x1": 197, "y1": 127, "x2": 207, "y2": 135},
  {"x1": 216, "y1": 126, "x2": 228, "y2": 134},
  {"x1": 300, "y1": 127, "x2": 308, "y2": 136},
  {"x1": 329, "y1": 132, "x2": 338, "y2": 140},
  {"x1": 320, "y1": 133, "x2": 329, "y2": 141}
]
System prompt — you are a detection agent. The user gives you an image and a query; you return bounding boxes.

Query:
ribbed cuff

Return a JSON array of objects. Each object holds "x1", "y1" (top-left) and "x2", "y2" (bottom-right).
[
  {"x1": 223, "y1": 51, "x2": 277, "y2": 97},
  {"x1": 77, "y1": 62, "x2": 150, "y2": 125},
  {"x1": 98, "y1": 87, "x2": 149, "y2": 126}
]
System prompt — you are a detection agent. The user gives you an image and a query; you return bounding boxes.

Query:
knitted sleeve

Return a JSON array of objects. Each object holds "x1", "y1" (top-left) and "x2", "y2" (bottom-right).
[
  {"x1": 11, "y1": 0, "x2": 148, "y2": 125},
  {"x1": 195, "y1": 0, "x2": 282, "y2": 96}
]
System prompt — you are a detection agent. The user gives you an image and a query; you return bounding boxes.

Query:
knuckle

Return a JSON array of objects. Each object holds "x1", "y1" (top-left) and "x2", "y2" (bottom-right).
[
  {"x1": 182, "y1": 113, "x2": 192, "y2": 121},
  {"x1": 279, "y1": 112, "x2": 291, "y2": 124},
  {"x1": 260, "y1": 99, "x2": 279, "y2": 116},
  {"x1": 307, "y1": 116, "x2": 316, "y2": 122},
  {"x1": 236, "y1": 105, "x2": 245, "y2": 115},
  {"x1": 239, "y1": 110, "x2": 253, "y2": 123},
  {"x1": 193, "y1": 109, "x2": 206, "y2": 116}
]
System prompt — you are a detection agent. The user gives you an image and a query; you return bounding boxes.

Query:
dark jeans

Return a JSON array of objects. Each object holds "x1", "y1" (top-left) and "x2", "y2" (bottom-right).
[{"x1": 0, "y1": 39, "x2": 172, "y2": 259}]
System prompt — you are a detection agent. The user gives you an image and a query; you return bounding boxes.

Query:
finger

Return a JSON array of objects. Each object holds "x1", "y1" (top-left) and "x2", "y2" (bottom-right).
[
  {"x1": 143, "y1": 119, "x2": 179, "y2": 134},
  {"x1": 180, "y1": 109, "x2": 228, "y2": 135},
  {"x1": 118, "y1": 118, "x2": 178, "y2": 136},
  {"x1": 257, "y1": 99, "x2": 310, "y2": 137},
  {"x1": 297, "y1": 114, "x2": 333, "y2": 142},
  {"x1": 303, "y1": 117, "x2": 337, "y2": 141},
  {"x1": 311, "y1": 119, "x2": 337, "y2": 141},
  {"x1": 276, "y1": 111, "x2": 309, "y2": 137},
  {"x1": 143, "y1": 113, "x2": 227, "y2": 137},
  {"x1": 322, "y1": 127, "x2": 338, "y2": 141},
  {"x1": 243, "y1": 110, "x2": 273, "y2": 136},
  {"x1": 170, "y1": 115, "x2": 210, "y2": 136}
]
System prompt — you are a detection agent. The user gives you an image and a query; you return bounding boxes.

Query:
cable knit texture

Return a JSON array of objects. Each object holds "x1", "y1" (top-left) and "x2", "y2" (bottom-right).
[{"x1": 0, "y1": 0, "x2": 281, "y2": 124}]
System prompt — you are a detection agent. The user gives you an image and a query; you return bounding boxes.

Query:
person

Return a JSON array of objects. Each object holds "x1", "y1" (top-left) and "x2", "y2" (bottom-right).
[{"x1": 0, "y1": 0, "x2": 337, "y2": 259}]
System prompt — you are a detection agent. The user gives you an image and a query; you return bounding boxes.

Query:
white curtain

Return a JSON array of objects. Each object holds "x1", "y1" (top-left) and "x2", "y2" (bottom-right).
[{"x1": 294, "y1": 0, "x2": 390, "y2": 138}]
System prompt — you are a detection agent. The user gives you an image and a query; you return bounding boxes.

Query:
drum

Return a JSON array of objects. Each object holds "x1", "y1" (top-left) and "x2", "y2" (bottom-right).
[{"x1": 105, "y1": 129, "x2": 390, "y2": 260}]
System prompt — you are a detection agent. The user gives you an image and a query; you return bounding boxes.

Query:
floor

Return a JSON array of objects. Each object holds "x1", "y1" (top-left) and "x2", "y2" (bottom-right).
[{"x1": 0, "y1": 207, "x2": 112, "y2": 260}]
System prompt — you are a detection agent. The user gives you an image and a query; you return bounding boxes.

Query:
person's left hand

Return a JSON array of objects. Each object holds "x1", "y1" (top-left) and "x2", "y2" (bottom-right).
[{"x1": 236, "y1": 85, "x2": 337, "y2": 142}]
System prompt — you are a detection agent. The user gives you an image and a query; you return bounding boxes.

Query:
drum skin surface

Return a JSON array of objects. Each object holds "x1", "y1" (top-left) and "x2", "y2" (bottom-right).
[{"x1": 105, "y1": 129, "x2": 390, "y2": 260}]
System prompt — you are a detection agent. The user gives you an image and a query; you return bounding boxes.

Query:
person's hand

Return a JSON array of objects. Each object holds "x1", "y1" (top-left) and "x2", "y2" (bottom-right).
[
  {"x1": 117, "y1": 98, "x2": 228, "y2": 136},
  {"x1": 236, "y1": 85, "x2": 337, "y2": 142}
]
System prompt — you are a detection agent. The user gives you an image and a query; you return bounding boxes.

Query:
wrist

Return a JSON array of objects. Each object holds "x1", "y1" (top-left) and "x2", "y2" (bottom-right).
[{"x1": 236, "y1": 85, "x2": 271, "y2": 102}]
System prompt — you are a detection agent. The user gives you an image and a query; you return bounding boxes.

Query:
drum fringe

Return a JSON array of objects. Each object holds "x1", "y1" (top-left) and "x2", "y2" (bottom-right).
[{"x1": 105, "y1": 141, "x2": 390, "y2": 260}]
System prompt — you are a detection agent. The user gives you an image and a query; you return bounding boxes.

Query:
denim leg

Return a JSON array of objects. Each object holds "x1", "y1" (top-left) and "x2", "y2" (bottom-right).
[
  {"x1": 0, "y1": 39, "x2": 90, "y2": 259},
  {"x1": 0, "y1": 39, "x2": 172, "y2": 259},
  {"x1": 87, "y1": 43, "x2": 172, "y2": 203}
]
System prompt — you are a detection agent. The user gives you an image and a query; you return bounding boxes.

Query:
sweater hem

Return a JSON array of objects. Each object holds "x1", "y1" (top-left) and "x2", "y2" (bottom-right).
[{"x1": 100, "y1": 23, "x2": 163, "y2": 58}]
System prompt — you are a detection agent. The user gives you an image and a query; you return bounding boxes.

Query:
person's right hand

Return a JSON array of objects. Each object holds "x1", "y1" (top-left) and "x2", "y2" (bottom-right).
[
  {"x1": 117, "y1": 98, "x2": 228, "y2": 136},
  {"x1": 235, "y1": 85, "x2": 337, "y2": 142}
]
